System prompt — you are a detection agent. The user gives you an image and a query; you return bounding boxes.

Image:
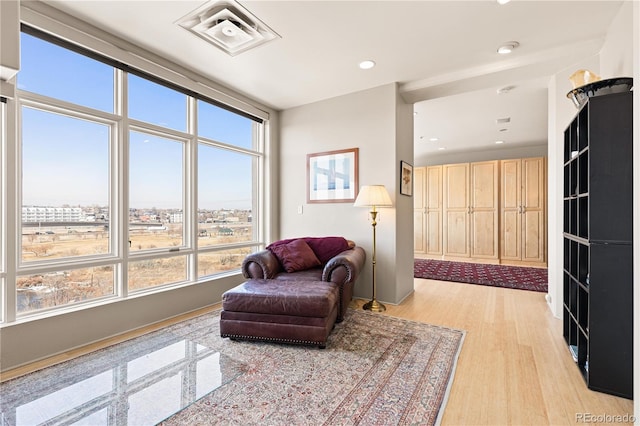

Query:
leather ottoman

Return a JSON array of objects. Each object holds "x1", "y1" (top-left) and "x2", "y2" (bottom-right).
[{"x1": 220, "y1": 279, "x2": 339, "y2": 348}]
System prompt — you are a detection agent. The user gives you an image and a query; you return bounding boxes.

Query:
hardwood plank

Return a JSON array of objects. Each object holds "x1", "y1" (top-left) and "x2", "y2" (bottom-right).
[{"x1": 355, "y1": 278, "x2": 633, "y2": 425}]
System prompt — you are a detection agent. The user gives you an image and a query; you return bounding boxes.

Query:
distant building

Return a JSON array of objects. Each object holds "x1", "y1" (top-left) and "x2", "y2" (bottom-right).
[
  {"x1": 217, "y1": 227, "x2": 234, "y2": 236},
  {"x1": 169, "y1": 212, "x2": 183, "y2": 223},
  {"x1": 22, "y1": 207, "x2": 84, "y2": 223}
]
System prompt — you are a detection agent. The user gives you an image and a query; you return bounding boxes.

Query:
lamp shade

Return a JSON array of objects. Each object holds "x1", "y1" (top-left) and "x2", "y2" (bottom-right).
[{"x1": 354, "y1": 185, "x2": 393, "y2": 207}]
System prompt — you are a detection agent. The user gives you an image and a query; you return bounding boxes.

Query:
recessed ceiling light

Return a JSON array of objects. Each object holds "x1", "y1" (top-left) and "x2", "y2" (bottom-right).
[
  {"x1": 497, "y1": 41, "x2": 519, "y2": 54},
  {"x1": 497, "y1": 0, "x2": 511, "y2": 4},
  {"x1": 495, "y1": 140, "x2": 505, "y2": 144},
  {"x1": 438, "y1": 147, "x2": 446, "y2": 150},
  {"x1": 359, "y1": 60, "x2": 376, "y2": 70},
  {"x1": 429, "y1": 137, "x2": 439, "y2": 142}
]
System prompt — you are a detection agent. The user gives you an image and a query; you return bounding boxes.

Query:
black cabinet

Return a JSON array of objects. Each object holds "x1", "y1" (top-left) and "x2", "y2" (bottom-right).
[{"x1": 562, "y1": 91, "x2": 633, "y2": 399}]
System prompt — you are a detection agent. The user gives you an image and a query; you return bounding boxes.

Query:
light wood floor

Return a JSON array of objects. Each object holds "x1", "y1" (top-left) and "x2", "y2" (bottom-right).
[
  {"x1": 3, "y1": 278, "x2": 634, "y2": 425},
  {"x1": 352, "y1": 279, "x2": 634, "y2": 425}
]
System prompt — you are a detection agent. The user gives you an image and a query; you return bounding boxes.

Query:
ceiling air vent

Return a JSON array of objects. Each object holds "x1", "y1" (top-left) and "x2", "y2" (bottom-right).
[{"x1": 176, "y1": 0, "x2": 280, "y2": 56}]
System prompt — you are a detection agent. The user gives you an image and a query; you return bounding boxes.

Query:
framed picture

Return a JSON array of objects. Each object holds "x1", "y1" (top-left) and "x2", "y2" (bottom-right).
[
  {"x1": 307, "y1": 148, "x2": 359, "y2": 203},
  {"x1": 400, "y1": 160, "x2": 413, "y2": 196}
]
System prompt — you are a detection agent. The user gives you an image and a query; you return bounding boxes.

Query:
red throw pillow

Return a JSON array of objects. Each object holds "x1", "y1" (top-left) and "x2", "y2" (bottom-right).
[
  {"x1": 268, "y1": 239, "x2": 321, "y2": 273},
  {"x1": 267, "y1": 236, "x2": 351, "y2": 265},
  {"x1": 304, "y1": 237, "x2": 350, "y2": 264}
]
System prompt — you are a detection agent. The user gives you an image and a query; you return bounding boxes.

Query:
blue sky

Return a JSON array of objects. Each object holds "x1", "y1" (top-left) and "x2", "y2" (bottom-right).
[{"x1": 19, "y1": 32, "x2": 254, "y2": 210}]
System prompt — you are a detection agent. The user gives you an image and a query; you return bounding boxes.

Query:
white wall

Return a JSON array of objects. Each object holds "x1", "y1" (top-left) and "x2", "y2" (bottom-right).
[
  {"x1": 600, "y1": 1, "x2": 634, "y2": 78},
  {"x1": 547, "y1": 55, "x2": 600, "y2": 318},
  {"x1": 394, "y1": 88, "x2": 415, "y2": 302},
  {"x1": 279, "y1": 83, "x2": 414, "y2": 304}
]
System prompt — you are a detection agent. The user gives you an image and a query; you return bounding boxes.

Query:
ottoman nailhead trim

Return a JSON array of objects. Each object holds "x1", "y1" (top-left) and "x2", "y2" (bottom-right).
[{"x1": 221, "y1": 333, "x2": 325, "y2": 346}]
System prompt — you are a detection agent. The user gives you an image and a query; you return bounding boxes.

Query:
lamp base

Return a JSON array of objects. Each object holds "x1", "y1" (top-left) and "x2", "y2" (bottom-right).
[{"x1": 363, "y1": 299, "x2": 386, "y2": 312}]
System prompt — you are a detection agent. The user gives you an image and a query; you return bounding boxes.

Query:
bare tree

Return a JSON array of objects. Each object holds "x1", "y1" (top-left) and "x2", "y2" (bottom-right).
[{"x1": 24, "y1": 243, "x2": 54, "y2": 257}]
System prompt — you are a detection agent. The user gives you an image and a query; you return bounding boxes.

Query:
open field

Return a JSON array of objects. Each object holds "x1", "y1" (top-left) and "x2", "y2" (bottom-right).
[{"x1": 17, "y1": 223, "x2": 253, "y2": 314}]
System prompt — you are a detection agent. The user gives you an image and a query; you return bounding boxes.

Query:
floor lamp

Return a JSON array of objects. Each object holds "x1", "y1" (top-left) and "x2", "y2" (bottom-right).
[{"x1": 354, "y1": 185, "x2": 393, "y2": 312}]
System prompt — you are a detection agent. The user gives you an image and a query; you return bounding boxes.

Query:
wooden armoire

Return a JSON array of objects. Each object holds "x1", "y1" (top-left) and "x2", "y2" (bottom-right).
[{"x1": 414, "y1": 157, "x2": 546, "y2": 266}]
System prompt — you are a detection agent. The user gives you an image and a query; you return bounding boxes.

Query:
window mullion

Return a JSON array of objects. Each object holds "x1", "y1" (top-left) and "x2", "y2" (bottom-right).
[
  {"x1": 2, "y1": 98, "x2": 18, "y2": 323},
  {"x1": 187, "y1": 97, "x2": 197, "y2": 282},
  {"x1": 118, "y1": 69, "x2": 129, "y2": 299}
]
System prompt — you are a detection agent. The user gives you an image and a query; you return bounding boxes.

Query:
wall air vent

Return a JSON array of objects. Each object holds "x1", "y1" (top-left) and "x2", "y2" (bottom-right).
[{"x1": 176, "y1": 0, "x2": 280, "y2": 56}]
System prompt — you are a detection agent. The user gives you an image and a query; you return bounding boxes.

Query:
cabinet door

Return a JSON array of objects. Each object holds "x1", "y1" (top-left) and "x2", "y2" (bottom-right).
[
  {"x1": 413, "y1": 167, "x2": 426, "y2": 253},
  {"x1": 470, "y1": 161, "x2": 499, "y2": 258},
  {"x1": 521, "y1": 157, "x2": 546, "y2": 263},
  {"x1": 500, "y1": 159, "x2": 522, "y2": 260},
  {"x1": 443, "y1": 163, "x2": 469, "y2": 257},
  {"x1": 425, "y1": 166, "x2": 443, "y2": 255}
]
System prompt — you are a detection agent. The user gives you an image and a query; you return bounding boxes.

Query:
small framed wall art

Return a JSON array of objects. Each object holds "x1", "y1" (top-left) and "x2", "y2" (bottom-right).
[
  {"x1": 307, "y1": 148, "x2": 359, "y2": 203},
  {"x1": 400, "y1": 160, "x2": 413, "y2": 196}
]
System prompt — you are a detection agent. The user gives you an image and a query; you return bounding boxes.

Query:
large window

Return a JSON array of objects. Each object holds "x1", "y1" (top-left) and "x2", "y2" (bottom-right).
[{"x1": 0, "y1": 28, "x2": 265, "y2": 320}]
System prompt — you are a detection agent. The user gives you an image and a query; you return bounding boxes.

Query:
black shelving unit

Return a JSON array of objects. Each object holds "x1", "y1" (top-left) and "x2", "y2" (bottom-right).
[{"x1": 562, "y1": 90, "x2": 633, "y2": 399}]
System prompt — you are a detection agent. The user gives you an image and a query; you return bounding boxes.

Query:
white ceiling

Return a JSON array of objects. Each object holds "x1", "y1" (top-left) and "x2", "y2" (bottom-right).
[{"x1": 41, "y1": 0, "x2": 625, "y2": 161}]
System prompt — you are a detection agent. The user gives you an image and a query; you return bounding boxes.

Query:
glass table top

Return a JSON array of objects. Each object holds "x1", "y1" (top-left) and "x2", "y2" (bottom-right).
[{"x1": 1, "y1": 331, "x2": 244, "y2": 425}]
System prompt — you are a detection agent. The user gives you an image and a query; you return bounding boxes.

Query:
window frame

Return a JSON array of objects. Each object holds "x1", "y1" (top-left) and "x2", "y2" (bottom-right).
[
  {"x1": 17, "y1": 96, "x2": 120, "y2": 268},
  {"x1": 0, "y1": 99, "x2": 6, "y2": 322},
  {"x1": 0, "y1": 18, "x2": 269, "y2": 322}
]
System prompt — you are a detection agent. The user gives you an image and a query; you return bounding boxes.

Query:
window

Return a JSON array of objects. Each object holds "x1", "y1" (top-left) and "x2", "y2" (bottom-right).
[
  {"x1": 20, "y1": 106, "x2": 112, "y2": 263},
  {"x1": 18, "y1": 32, "x2": 114, "y2": 112},
  {"x1": 128, "y1": 256, "x2": 188, "y2": 292},
  {"x1": 17, "y1": 266, "x2": 115, "y2": 313},
  {"x1": 1, "y1": 27, "x2": 266, "y2": 320},
  {"x1": 197, "y1": 144, "x2": 255, "y2": 249},
  {"x1": 129, "y1": 130, "x2": 185, "y2": 253},
  {"x1": 128, "y1": 75, "x2": 187, "y2": 132},
  {"x1": 197, "y1": 100, "x2": 255, "y2": 150},
  {"x1": 196, "y1": 113, "x2": 260, "y2": 277}
]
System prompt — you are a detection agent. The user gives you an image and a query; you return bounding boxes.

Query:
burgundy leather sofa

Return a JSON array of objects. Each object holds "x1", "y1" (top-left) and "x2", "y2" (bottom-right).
[{"x1": 220, "y1": 237, "x2": 366, "y2": 347}]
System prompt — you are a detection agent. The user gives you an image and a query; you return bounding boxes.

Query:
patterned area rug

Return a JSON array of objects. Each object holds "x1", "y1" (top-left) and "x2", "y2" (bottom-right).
[
  {"x1": 1, "y1": 308, "x2": 465, "y2": 426},
  {"x1": 414, "y1": 259, "x2": 548, "y2": 292}
]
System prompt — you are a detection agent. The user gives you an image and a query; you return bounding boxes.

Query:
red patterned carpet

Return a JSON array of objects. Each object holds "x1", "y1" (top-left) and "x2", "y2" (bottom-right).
[{"x1": 414, "y1": 259, "x2": 548, "y2": 292}]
